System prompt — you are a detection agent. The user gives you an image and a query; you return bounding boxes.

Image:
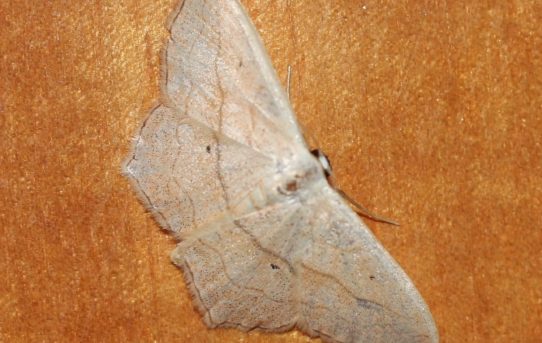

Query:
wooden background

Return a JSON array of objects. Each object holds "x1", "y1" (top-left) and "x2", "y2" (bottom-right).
[{"x1": 1, "y1": 0, "x2": 541, "y2": 342}]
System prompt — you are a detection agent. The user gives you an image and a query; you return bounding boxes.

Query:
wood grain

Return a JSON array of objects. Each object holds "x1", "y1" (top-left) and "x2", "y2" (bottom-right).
[{"x1": 1, "y1": 0, "x2": 540, "y2": 342}]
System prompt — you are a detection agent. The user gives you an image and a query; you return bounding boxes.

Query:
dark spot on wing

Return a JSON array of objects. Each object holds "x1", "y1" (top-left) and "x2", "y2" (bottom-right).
[
  {"x1": 277, "y1": 179, "x2": 299, "y2": 195},
  {"x1": 369, "y1": 275, "x2": 375, "y2": 280},
  {"x1": 206, "y1": 145, "x2": 211, "y2": 153},
  {"x1": 270, "y1": 264, "x2": 280, "y2": 270}
]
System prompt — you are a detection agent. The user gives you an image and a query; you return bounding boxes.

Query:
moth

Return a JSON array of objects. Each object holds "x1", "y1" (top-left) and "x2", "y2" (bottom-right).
[{"x1": 123, "y1": 0, "x2": 438, "y2": 342}]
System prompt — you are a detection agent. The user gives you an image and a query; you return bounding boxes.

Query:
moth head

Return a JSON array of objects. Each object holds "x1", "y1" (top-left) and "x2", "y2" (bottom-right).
[{"x1": 310, "y1": 149, "x2": 333, "y2": 179}]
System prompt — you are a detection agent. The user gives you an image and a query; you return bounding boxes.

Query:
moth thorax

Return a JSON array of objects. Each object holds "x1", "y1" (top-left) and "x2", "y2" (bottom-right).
[{"x1": 274, "y1": 155, "x2": 321, "y2": 197}]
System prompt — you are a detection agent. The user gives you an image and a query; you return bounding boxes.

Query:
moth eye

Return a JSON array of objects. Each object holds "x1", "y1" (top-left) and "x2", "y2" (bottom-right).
[{"x1": 311, "y1": 149, "x2": 333, "y2": 178}]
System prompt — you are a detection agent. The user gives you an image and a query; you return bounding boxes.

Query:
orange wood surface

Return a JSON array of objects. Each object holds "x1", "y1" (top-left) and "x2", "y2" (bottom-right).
[{"x1": 1, "y1": 1, "x2": 541, "y2": 342}]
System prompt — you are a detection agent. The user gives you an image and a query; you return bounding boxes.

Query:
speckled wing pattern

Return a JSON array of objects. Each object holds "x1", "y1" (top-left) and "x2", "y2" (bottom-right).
[{"x1": 123, "y1": 0, "x2": 438, "y2": 342}]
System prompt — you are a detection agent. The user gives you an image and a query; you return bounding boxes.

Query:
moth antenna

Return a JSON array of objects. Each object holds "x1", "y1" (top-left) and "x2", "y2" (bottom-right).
[
  {"x1": 335, "y1": 188, "x2": 400, "y2": 226},
  {"x1": 286, "y1": 65, "x2": 292, "y2": 100},
  {"x1": 285, "y1": 65, "x2": 322, "y2": 151}
]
